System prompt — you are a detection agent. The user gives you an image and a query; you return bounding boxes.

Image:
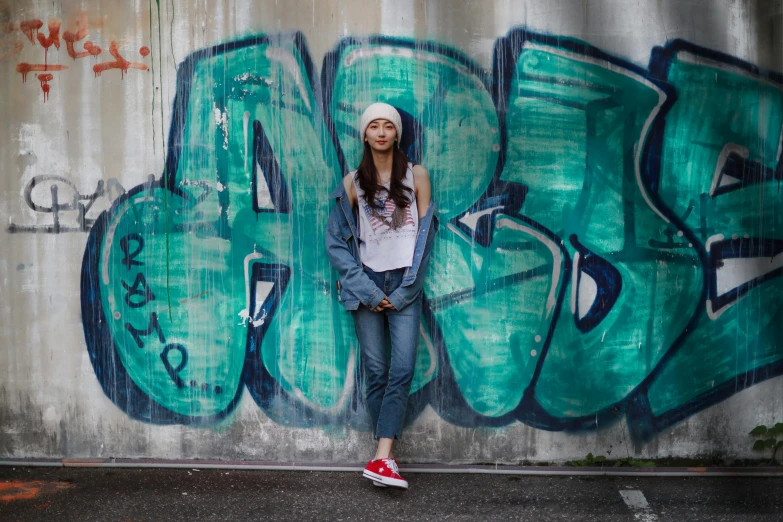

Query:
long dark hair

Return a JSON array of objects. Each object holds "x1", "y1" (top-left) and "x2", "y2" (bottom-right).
[{"x1": 355, "y1": 143, "x2": 413, "y2": 210}]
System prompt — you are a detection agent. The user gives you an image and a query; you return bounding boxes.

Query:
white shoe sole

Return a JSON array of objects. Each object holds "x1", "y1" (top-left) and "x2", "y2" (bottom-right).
[
  {"x1": 372, "y1": 481, "x2": 387, "y2": 487},
  {"x1": 363, "y1": 470, "x2": 408, "y2": 489}
]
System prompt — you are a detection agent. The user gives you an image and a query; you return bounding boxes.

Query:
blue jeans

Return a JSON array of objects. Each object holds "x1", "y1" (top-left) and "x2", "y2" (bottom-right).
[{"x1": 352, "y1": 266, "x2": 422, "y2": 440}]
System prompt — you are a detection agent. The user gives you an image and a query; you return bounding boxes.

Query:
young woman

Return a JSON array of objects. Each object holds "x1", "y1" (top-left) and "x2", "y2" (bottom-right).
[{"x1": 325, "y1": 102, "x2": 437, "y2": 489}]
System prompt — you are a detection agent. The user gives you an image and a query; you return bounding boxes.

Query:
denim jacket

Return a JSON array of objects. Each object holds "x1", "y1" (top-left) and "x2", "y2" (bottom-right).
[{"x1": 325, "y1": 180, "x2": 439, "y2": 312}]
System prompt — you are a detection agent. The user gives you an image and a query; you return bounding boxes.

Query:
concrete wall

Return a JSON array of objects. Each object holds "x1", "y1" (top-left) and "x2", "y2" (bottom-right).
[{"x1": 1, "y1": 0, "x2": 782, "y2": 464}]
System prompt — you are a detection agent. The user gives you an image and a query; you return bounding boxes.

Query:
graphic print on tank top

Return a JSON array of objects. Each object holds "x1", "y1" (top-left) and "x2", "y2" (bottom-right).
[
  {"x1": 363, "y1": 190, "x2": 416, "y2": 235},
  {"x1": 353, "y1": 164, "x2": 418, "y2": 272}
]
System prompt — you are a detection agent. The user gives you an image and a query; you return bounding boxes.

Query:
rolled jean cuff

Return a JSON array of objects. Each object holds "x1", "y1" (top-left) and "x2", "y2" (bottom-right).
[
  {"x1": 375, "y1": 412, "x2": 406, "y2": 440},
  {"x1": 374, "y1": 430, "x2": 403, "y2": 441}
]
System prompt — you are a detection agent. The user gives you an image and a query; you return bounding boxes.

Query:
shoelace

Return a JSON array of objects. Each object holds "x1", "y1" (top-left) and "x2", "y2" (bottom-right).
[{"x1": 382, "y1": 458, "x2": 399, "y2": 474}]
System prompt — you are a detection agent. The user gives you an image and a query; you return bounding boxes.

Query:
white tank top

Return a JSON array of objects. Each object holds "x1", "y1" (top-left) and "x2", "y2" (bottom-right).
[{"x1": 353, "y1": 163, "x2": 418, "y2": 272}]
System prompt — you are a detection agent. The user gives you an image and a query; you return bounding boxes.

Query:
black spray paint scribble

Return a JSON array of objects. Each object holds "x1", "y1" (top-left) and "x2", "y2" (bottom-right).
[
  {"x1": 7, "y1": 174, "x2": 213, "y2": 234},
  {"x1": 8, "y1": 174, "x2": 145, "y2": 234}
]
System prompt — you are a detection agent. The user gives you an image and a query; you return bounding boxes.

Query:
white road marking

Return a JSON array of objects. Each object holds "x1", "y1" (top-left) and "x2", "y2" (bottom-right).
[{"x1": 619, "y1": 490, "x2": 658, "y2": 522}]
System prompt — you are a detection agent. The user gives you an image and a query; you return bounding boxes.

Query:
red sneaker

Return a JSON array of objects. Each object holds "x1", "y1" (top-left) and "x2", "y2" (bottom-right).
[{"x1": 363, "y1": 458, "x2": 408, "y2": 489}]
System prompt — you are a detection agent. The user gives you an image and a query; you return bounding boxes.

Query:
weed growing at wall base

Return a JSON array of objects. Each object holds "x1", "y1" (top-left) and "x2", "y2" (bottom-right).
[
  {"x1": 570, "y1": 453, "x2": 655, "y2": 468},
  {"x1": 750, "y1": 424, "x2": 783, "y2": 464}
]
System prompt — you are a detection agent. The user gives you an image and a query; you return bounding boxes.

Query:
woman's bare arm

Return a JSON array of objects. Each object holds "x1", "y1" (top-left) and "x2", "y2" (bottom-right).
[
  {"x1": 413, "y1": 164, "x2": 431, "y2": 218},
  {"x1": 342, "y1": 173, "x2": 357, "y2": 208}
]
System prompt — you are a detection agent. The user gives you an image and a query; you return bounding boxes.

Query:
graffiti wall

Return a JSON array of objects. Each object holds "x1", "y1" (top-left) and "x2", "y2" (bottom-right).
[{"x1": 1, "y1": 0, "x2": 782, "y2": 463}]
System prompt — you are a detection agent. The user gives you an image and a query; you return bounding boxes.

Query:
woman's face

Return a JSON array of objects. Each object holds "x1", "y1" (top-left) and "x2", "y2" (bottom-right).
[{"x1": 364, "y1": 119, "x2": 397, "y2": 152}]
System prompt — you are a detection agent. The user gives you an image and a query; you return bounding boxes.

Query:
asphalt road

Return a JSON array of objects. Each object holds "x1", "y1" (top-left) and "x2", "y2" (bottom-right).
[{"x1": 1, "y1": 466, "x2": 781, "y2": 521}]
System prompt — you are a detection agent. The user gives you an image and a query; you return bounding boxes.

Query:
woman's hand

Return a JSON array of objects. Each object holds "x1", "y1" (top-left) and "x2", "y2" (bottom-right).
[{"x1": 373, "y1": 297, "x2": 396, "y2": 312}]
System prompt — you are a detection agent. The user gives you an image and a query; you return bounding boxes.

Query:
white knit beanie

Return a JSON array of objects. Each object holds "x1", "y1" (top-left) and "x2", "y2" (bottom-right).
[{"x1": 359, "y1": 102, "x2": 402, "y2": 146}]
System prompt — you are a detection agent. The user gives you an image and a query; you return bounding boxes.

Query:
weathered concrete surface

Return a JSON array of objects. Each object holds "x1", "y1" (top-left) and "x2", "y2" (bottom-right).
[
  {"x1": 1, "y1": 467, "x2": 783, "y2": 521},
  {"x1": 1, "y1": 0, "x2": 782, "y2": 465}
]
